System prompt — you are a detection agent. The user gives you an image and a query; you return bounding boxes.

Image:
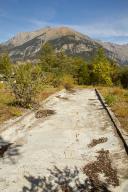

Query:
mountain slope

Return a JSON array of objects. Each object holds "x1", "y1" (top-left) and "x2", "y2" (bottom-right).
[
  {"x1": 1, "y1": 27, "x2": 128, "y2": 64},
  {"x1": 8, "y1": 27, "x2": 102, "y2": 62},
  {"x1": 4, "y1": 27, "x2": 51, "y2": 47},
  {"x1": 99, "y1": 41, "x2": 128, "y2": 65}
]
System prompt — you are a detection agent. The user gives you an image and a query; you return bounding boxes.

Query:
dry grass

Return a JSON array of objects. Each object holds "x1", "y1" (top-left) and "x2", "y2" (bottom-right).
[
  {"x1": 0, "y1": 83, "x2": 58, "y2": 124},
  {"x1": 35, "y1": 86, "x2": 60, "y2": 103},
  {"x1": 98, "y1": 86, "x2": 128, "y2": 133},
  {"x1": 0, "y1": 83, "x2": 23, "y2": 124}
]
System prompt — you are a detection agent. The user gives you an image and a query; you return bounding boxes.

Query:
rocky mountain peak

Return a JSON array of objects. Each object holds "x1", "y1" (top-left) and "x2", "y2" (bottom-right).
[
  {"x1": 0, "y1": 26, "x2": 128, "y2": 65},
  {"x1": 4, "y1": 27, "x2": 51, "y2": 47},
  {"x1": 4, "y1": 27, "x2": 91, "y2": 48}
]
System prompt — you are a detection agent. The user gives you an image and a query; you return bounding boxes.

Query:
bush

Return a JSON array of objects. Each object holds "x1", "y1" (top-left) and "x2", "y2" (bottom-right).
[
  {"x1": 10, "y1": 63, "x2": 42, "y2": 107},
  {"x1": 52, "y1": 76, "x2": 62, "y2": 88},
  {"x1": 120, "y1": 67, "x2": 128, "y2": 88},
  {"x1": 62, "y1": 75, "x2": 74, "y2": 91},
  {"x1": 0, "y1": 53, "x2": 12, "y2": 80},
  {"x1": 0, "y1": 82, "x2": 5, "y2": 89}
]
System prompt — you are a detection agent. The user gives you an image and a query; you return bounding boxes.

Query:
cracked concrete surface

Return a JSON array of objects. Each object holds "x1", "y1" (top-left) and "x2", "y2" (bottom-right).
[{"x1": 0, "y1": 89, "x2": 128, "y2": 191}]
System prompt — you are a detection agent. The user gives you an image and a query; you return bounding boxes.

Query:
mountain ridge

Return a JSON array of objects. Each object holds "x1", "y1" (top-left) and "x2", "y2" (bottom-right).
[
  {"x1": 0, "y1": 26, "x2": 128, "y2": 65},
  {"x1": 3, "y1": 27, "x2": 91, "y2": 47}
]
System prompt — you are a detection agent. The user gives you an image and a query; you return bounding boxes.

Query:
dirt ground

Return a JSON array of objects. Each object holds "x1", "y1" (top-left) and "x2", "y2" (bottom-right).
[{"x1": 0, "y1": 89, "x2": 128, "y2": 192}]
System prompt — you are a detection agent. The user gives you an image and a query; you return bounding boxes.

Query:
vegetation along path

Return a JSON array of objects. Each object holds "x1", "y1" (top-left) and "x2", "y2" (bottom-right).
[{"x1": 0, "y1": 89, "x2": 128, "y2": 192}]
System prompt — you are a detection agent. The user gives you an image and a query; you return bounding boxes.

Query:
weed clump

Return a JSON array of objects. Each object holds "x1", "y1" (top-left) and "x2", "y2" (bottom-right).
[
  {"x1": 62, "y1": 75, "x2": 74, "y2": 91},
  {"x1": 104, "y1": 94, "x2": 117, "y2": 106}
]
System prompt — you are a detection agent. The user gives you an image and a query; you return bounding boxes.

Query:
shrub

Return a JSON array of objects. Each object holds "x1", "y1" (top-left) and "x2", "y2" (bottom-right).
[
  {"x1": 120, "y1": 67, "x2": 128, "y2": 88},
  {"x1": 0, "y1": 53, "x2": 12, "y2": 80},
  {"x1": 0, "y1": 82, "x2": 5, "y2": 89},
  {"x1": 62, "y1": 75, "x2": 74, "y2": 91},
  {"x1": 52, "y1": 76, "x2": 62, "y2": 88},
  {"x1": 10, "y1": 63, "x2": 42, "y2": 107}
]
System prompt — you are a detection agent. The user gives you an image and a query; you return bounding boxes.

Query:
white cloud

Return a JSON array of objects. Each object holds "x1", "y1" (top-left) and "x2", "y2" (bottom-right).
[
  {"x1": 27, "y1": 16, "x2": 128, "y2": 39},
  {"x1": 1, "y1": 15, "x2": 127, "y2": 44},
  {"x1": 68, "y1": 19, "x2": 128, "y2": 37}
]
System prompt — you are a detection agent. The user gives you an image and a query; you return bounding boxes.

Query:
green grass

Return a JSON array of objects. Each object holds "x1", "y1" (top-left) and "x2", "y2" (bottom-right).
[{"x1": 104, "y1": 94, "x2": 118, "y2": 106}]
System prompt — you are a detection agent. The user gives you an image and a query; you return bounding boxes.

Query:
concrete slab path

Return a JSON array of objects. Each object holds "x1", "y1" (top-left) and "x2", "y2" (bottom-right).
[{"x1": 0, "y1": 89, "x2": 128, "y2": 192}]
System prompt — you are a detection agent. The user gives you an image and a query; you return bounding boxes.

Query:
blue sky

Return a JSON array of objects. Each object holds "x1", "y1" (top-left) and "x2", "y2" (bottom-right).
[{"x1": 0, "y1": 0, "x2": 128, "y2": 44}]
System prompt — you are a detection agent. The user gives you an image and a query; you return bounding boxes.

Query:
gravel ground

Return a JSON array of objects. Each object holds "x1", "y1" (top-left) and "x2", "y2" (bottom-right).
[{"x1": 0, "y1": 89, "x2": 128, "y2": 192}]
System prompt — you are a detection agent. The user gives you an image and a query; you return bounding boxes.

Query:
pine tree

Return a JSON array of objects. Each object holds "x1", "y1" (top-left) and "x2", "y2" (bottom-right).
[{"x1": 39, "y1": 43, "x2": 57, "y2": 71}]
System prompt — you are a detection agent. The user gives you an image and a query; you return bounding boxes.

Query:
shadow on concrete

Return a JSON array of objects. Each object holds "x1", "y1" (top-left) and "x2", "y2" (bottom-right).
[
  {"x1": 0, "y1": 136, "x2": 21, "y2": 164},
  {"x1": 22, "y1": 166, "x2": 111, "y2": 192}
]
